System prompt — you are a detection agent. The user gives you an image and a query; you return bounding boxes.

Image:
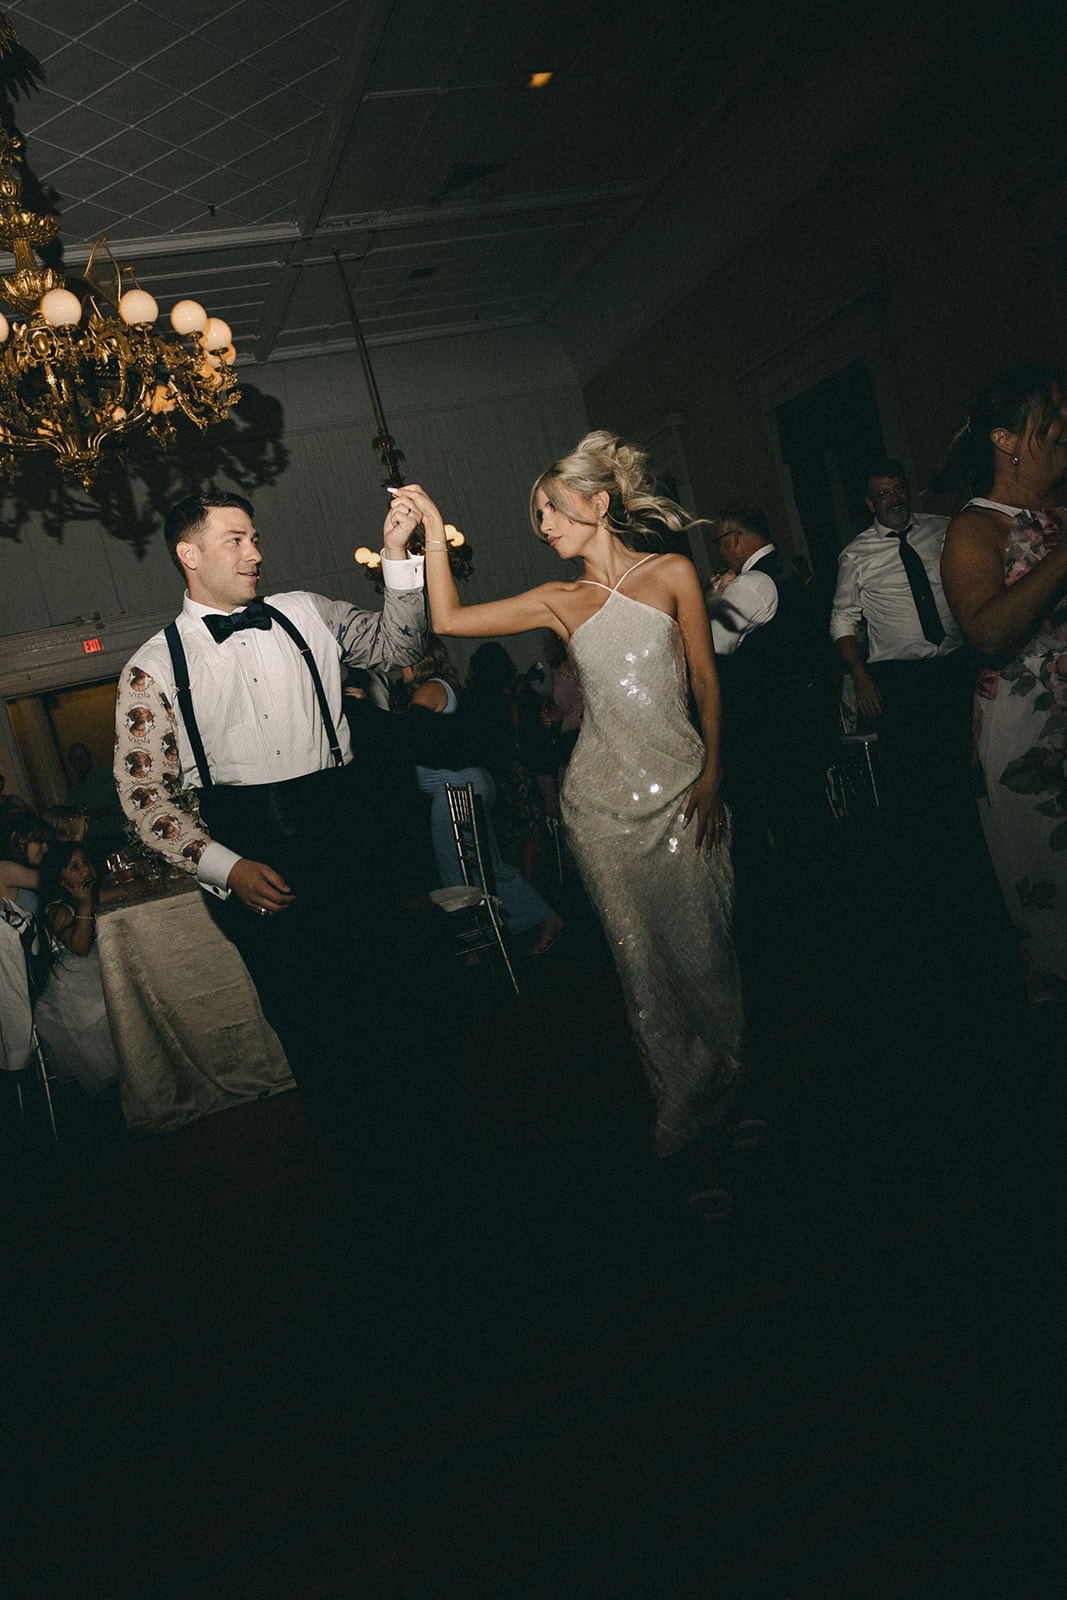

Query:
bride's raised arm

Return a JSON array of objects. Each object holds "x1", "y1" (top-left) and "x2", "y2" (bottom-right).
[{"x1": 389, "y1": 484, "x2": 566, "y2": 641}]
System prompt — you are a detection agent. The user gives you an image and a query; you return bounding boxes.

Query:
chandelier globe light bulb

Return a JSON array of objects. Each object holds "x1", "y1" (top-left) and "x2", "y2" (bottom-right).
[
  {"x1": 170, "y1": 299, "x2": 208, "y2": 335},
  {"x1": 40, "y1": 288, "x2": 82, "y2": 326},
  {"x1": 119, "y1": 289, "x2": 159, "y2": 326}
]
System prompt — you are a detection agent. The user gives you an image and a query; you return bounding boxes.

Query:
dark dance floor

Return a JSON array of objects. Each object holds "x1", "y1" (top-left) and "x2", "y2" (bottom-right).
[{"x1": 3, "y1": 818, "x2": 1063, "y2": 1600}]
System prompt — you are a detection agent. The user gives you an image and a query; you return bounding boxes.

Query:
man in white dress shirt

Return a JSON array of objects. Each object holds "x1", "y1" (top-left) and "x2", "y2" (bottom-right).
[
  {"x1": 705, "y1": 510, "x2": 781, "y2": 660},
  {"x1": 830, "y1": 459, "x2": 974, "y2": 827},
  {"x1": 115, "y1": 492, "x2": 426, "y2": 901},
  {"x1": 114, "y1": 491, "x2": 461, "y2": 1290}
]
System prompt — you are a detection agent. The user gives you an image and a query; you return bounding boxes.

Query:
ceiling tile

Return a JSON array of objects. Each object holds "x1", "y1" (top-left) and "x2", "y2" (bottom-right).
[
  {"x1": 247, "y1": 30, "x2": 338, "y2": 83},
  {"x1": 14, "y1": 88, "x2": 78, "y2": 140},
  {"x1": 137, "y1": 97, "x2": 221, "y2": 145},
  {"x1": 361, "y1": 0, "x2": 469, "y2": 92},
  {"x1": 282, "y1": 64, "x2": 336, "y2": 106},
  {"x1": 191, "y1": 64, "x2": 281, "y2": 116},
  {"x1": 20, "y1": 138, "x2": 80, "y2": 182},
  {"x1": 89, "y1": 128, "x2": 175, "y2": 176},
  {"x1": 84, "y1": 69, "x2": 180, "y2": 128},
  {"x1": 321, "y1": 97, "x2": 439, "y2": 214},
  {"x1": 203, "y1": 2, "x2": 315, "y2": 57},
  {"x1": 140, "y1": 36, "x2": 238, "y2": 95},
  {"x1": 128, "y1": 192, "x2": 209, "y2": 232},
  {"x1": 174, "y1": 169, "x2": 260, "y2": 208},
  {"x1": 184, "y1": 201, "x2": 253, "y2": 229},
  {"x1": 223, "y1": 187, "x2": 299, "y2": 225},
  {"x1": 52, "y1": 200, "x2": 127, "y2": 243},
  {"x1": 282, "y1": 122, "x2": 324, "y2": 160},
  {"x1": 303, "y1": 2, "x2": 364, "y2": 49},
  {"x1": 186, "y1": 119, "x2": 273, "y2": 164},
  {"x1": 237, "y1": 88, "x2": 321, "y2": 139},
  {"x1": 5, "y1": 18, "x2": 70, "y2": 61},
  {"x1": 11, "y1": 0, "x2": 105, "y2": 41},
  {"x1": 32, "y1": 42, "x2": 126, "y2": 102},
  {"x1": 81, "y1": 8, "x2": 185, "y2": 67},
  {"x1": 225, "y1": 142, "x2": 303, "y2": 184},
  {"x1": 27, "y1": 104, "x2": 128, "y2": 156},
  {"x1": 142, "y1": 0, "x2": 244, "y2": 28},
  {"x1": 206, "y1": 191, "x2": 261, "y2": 225},
  {"x1": 138, "y1": 148, "x2": 217, "y2": 191},
  {"x1": 241, "y1": 197, "x2": 301, "y2": 227},
  {"x1": 46, "y1": 156, "x2": 128, "y2": 202},
  {"x1": 92, "y1": 174, "x2": 173, "y2": 215}
]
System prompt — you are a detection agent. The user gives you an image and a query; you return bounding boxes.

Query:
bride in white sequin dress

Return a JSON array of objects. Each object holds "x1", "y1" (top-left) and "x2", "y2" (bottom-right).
[{"x1": 393, "y1": 434, "x2": 747, "y2": 1160}]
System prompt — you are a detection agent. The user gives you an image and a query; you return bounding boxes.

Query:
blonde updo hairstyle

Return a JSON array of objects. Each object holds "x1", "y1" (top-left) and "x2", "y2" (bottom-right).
[{"x1": 530, "y1": 430, "x2": 695, "y2": 547}]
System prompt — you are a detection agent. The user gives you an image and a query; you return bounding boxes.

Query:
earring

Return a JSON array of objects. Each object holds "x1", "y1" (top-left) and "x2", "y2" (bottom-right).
[{"x1": 1011, "y1": 453, "x2": 1020, "y2": 467}]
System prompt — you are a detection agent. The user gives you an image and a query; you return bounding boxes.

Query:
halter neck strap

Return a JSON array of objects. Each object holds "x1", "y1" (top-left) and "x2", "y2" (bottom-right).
[{"x1": 576, "y1": 552, "x2": 659, "y2": 594}]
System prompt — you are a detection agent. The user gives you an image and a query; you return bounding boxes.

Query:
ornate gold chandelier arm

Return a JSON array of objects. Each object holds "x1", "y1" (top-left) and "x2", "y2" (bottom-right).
[{"x1": 0, "y1": 101, "x2": 240, "y2": 489}]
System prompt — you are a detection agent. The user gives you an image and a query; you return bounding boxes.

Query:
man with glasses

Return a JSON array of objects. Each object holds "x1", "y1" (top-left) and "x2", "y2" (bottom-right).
[{"x1": 829, "y1": 459, "x2": 973, "y2": 845}]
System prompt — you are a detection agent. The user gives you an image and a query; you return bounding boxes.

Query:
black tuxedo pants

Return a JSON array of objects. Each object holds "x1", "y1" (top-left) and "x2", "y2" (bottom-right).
[{"x1": 202, "y1": 766, "x2": 466, "y2": 1275}]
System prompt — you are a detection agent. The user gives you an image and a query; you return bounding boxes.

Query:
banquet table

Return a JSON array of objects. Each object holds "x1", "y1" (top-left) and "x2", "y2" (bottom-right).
[{"x1": 96, "y1": 877, "x2": 294, "y2": 1134}]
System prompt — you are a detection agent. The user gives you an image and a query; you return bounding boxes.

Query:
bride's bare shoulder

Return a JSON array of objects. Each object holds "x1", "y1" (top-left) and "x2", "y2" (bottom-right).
[{"x1": 644, "y1": 550, "x2": 700, "y2": 592}]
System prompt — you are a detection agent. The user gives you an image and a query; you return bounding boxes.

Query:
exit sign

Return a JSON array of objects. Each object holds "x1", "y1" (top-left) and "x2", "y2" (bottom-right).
[{"x1": 82, "y1": 638, "x2": 102, "y2": 654}]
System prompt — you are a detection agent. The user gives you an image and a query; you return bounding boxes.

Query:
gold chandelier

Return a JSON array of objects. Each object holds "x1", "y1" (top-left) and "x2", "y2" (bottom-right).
[{"x1": 0, "y1": 127, "x2": 239, "y2": 490}]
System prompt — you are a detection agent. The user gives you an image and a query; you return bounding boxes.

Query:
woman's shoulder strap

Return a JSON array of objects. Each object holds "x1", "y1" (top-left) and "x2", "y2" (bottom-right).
[
  {"x1": 963, "y1": 497, "x2": 1024, "y2": 515},
  {"x1": 612, "y1": 553, "x2": 658, "y2": 592}
]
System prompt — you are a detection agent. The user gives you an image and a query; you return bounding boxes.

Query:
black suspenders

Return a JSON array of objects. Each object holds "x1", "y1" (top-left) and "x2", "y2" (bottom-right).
[{"x1": 164, "y1": 605, "x2": 345, "y2": 789}]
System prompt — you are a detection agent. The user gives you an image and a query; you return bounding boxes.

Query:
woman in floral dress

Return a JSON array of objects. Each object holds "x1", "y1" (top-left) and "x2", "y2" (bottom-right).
[{"x1": 941, "y1": 364, "x2": 1067, "y2": 1000}]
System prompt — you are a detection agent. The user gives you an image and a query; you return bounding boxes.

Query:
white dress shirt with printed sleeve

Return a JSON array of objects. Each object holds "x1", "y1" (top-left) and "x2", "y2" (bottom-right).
[{"x1": 114, "y1": 554, "x2": 425, "y2": 895}]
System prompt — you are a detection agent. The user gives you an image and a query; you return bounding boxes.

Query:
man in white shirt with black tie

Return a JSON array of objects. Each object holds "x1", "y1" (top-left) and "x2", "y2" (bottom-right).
[{"x1": 830, "y1": 459, "x2": 974, "y2": 835}]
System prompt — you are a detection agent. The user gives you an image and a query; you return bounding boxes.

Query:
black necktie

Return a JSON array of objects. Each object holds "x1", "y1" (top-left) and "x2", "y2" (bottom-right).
[
  {"x1": 889, "y1": 528, "x2": 945, "y2": 646},
  {"x1": 202, "y1": 598, "x2": 273, "y2": 644}
]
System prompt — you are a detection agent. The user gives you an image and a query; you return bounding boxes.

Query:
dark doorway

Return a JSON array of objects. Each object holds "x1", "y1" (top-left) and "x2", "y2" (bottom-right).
[{"x1": 776, "y1": 360, "x2": 886, "y2": 579}]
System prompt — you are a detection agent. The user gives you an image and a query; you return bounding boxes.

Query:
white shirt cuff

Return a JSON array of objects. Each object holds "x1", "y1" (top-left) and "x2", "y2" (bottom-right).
[
  {"x1": 196, "y1": 840, "x2": 241, "y2": 898},
  {"x1": 381, "y1": 552, "x2": 425, "y2": 590}
]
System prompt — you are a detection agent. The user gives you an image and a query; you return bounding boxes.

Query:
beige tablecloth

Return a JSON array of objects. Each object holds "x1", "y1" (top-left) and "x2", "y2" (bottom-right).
[{"x1": 97, "y1": 883, "x2": 294, "y2": 1134}]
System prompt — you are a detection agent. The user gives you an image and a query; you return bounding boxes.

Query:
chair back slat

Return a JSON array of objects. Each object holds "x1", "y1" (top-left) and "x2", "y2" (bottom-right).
[
  {"x1": 446, "y1": 784, "x2": 499, "y2": 899},
  {"x1": 442, "y1": 783, "x2": 518, "y2": 995}
]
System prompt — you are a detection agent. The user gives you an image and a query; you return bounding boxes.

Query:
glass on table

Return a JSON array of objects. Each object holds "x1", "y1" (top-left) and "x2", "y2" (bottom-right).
[{"x1": 105, "y1": 848, "x2": 140, "y2": 885}]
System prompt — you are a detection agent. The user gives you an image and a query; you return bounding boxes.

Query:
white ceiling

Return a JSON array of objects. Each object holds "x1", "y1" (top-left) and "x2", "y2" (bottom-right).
[{"x1": 1, "y1": 0, "x2": 777, "y2": 368}]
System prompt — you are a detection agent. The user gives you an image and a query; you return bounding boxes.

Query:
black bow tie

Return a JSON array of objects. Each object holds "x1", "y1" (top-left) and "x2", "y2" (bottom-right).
[{"x1": 202, "y1": 598, "x2": 272, "y2": 643}]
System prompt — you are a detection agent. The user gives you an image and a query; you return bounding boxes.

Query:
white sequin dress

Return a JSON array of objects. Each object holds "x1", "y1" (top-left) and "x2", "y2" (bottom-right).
[{"x1": 561, "y1": 561, "x2": 747, "y2": 1155}]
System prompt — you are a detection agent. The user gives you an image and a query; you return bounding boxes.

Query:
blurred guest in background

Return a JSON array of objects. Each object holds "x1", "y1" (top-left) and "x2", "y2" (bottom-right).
[
  {"x1": 405, "y1": 636, "x2": 565, "y2": 954},
  {"x1": 42, "y1": 805, "x2": 89, "y2": 844},
  {"x1": 34, "y1": 841, "x2": 119, "y2": 1098},
  {"x1": 541, "y1": 630, "x2": 584, "y2": 788},
  {"x1": 0, "y1": 771, "x2": 32, "y2": 817},
  {"x1": 66, "y1": 742, "x2": 126, "y2": 863},
  {"x1": 1, "y1": 813, "x2": 52, "y2": 914},
  {"x1": 708, "y1": 504, "x2": 834, "y2": 869},
  {"x1": 462, "y1": 640, "x2": 550, "y2": 881}
]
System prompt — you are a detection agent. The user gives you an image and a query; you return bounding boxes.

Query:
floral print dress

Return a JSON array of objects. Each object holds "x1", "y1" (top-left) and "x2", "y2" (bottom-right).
[{"x1": 969, "y1": 500, "x2": 1067, "y2": 997}]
